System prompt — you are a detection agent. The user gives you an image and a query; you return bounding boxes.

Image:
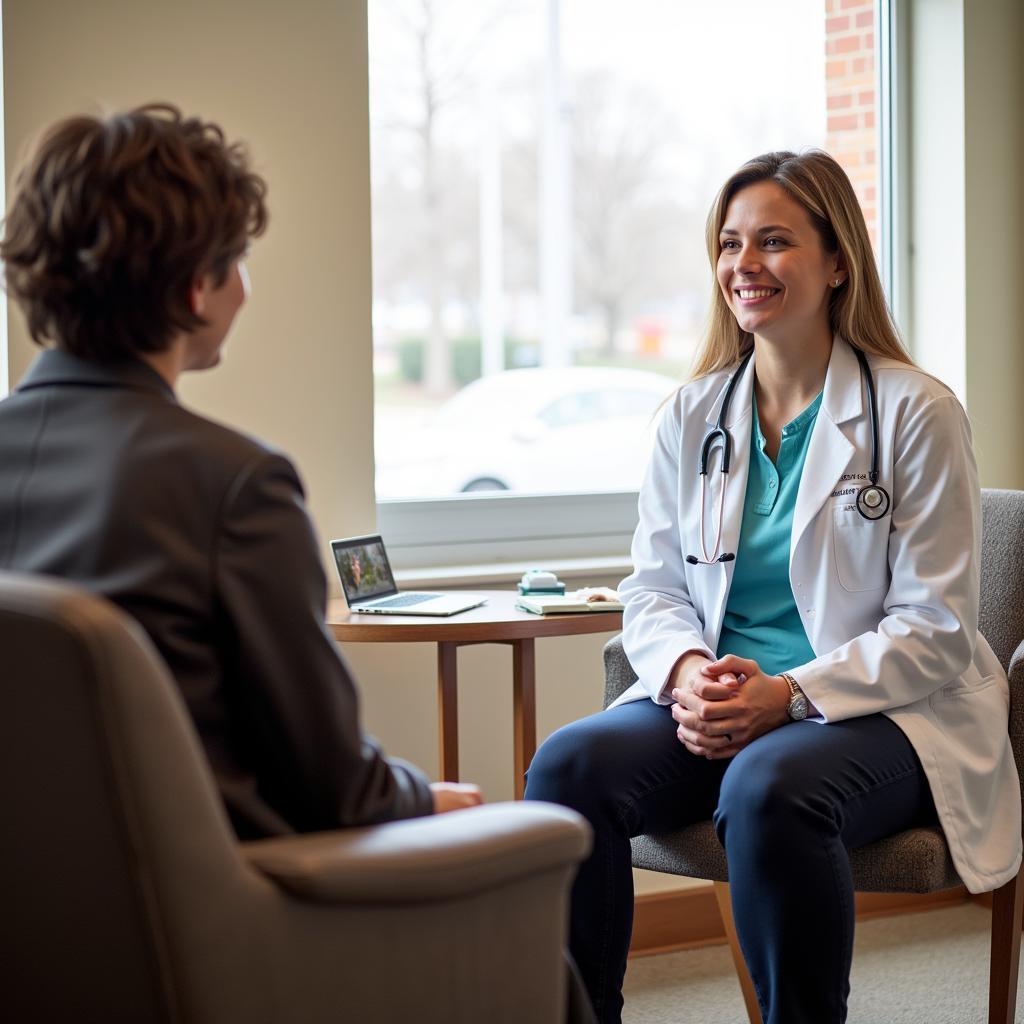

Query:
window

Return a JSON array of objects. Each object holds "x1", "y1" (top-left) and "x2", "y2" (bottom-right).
[{"x1": 368, "y1": 0, "x2": 889, "y2": 568}]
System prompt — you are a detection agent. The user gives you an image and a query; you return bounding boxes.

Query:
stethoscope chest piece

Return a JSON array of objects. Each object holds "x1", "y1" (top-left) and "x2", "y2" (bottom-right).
[{"x1": 856, "y1": 483, "x2": 890, "y2": 520}]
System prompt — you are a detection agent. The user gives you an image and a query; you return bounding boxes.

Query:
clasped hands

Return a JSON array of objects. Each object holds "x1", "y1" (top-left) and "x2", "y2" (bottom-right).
[{"x1": 670, "y1": 652, "x2": 791, "y2": 760}]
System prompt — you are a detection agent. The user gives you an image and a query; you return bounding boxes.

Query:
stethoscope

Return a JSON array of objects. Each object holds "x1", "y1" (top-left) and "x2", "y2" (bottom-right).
[{"x1": 686, "y1": 346, "x2": 891, "y2": 566}]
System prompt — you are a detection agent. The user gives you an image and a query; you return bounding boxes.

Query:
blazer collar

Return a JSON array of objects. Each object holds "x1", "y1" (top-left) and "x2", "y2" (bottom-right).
[
  {"x1": 16, "y1": 348, "x2": 177, "y2": 402},
  {"x1": 704, "y1": 335, "x2": 864, "y2": 428}
]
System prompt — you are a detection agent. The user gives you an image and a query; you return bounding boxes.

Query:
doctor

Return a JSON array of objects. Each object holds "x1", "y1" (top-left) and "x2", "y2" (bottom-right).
[{"x1": 526, "y1": 150, "x2": 1021, "y2": 1024}]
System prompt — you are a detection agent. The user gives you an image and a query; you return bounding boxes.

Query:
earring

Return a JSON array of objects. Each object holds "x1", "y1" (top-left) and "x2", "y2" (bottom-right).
[{"x1": 833, "y1": 278, "x2": 842, "y2": 287}]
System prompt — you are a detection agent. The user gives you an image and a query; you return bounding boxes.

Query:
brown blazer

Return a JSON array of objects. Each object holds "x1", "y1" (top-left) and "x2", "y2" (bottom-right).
[{"x1": 0, "y1": 349, "x2": 432, "y2": 837}]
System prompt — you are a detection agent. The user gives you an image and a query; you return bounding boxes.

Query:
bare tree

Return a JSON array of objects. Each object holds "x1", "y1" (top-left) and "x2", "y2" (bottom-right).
[
  {"x1": 370, "y1": 0, "x2": 504, "y2": 394},
  {"x1": 570, "y1": 72, "x2": 693, "y2": 354},
  {"x1": 501, "y1": 68, "x2": 705, "y2": 357}
]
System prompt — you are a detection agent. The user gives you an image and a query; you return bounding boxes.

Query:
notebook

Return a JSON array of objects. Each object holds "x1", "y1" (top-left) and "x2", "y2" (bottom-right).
[
  {"x1": 516, "y1": 588, "x2": 625, "y2": 615},
  {"x1": 331, "y1": 535, "x2": 485, "y2": 616}
]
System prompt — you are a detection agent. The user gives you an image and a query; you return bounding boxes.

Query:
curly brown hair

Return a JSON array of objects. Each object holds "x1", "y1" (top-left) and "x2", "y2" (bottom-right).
[{"x1": 1, "y1": 103, "x2": 268, "y2": 360}]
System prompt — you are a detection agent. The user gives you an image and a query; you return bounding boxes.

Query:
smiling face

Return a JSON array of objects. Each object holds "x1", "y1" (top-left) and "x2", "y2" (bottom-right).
[{"x1": 716, "y1": 179, "x2": 844, "y2": 350}]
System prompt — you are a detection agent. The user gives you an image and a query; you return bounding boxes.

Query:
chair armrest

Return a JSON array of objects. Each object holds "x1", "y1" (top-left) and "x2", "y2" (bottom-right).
[
  {"x1": 241, "y1": 801, "x2": 590, "y2": 905},
  {"x1": 603, "y1": 634, "x2": 638, "y2": 709},
  {"x1": 1008, "y1": 638, "x2": 1024, "y2": 793},
  {"x1": 1010, "y1": 637, "x2": 1024, "y2": 691}
]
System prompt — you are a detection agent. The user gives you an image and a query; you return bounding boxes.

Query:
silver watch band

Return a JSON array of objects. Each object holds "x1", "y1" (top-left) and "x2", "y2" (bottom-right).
[{"x1": 780, "y1": 672, "x2": 809, "y2": 721}]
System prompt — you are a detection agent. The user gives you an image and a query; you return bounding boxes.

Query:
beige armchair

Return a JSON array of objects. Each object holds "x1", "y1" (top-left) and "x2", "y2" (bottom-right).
[{"x1": 0, "y1": 572, "x2": 592, "y2": 1023}]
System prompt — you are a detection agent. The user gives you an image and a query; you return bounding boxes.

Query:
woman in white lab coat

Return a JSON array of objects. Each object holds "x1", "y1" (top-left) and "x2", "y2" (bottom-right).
[{"x1": 525, "y1": 150, "x2": 1020, "y2": 1024}]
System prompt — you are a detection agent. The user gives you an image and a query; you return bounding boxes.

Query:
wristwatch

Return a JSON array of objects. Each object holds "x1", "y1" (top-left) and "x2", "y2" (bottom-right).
[{"x1": 780, "y1": 672, "x2": 809, "y2": 721}]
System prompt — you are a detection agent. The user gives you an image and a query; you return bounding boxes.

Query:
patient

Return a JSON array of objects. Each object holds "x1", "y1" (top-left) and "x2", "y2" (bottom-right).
[{"x1": 0, "y1": 104, "x2": 481, "y2": 836}]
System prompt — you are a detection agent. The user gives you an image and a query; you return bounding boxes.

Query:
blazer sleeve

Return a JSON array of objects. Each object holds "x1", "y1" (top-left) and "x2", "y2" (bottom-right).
[
  {"x1": 619, "y1": 392, "x2": 715, "y2": 703},
  {"x1": 793, "y1": 394, "x2": 982, "y2": 720},
  {"x1": 213, "y1": 450, "x2": 434, "y2": 831}
]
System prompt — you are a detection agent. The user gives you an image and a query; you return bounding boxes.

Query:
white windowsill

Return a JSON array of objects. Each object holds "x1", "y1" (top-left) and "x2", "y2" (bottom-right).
[
  {"x1": 394, "y1": 554, "x2": 632, "y2": 589},
  {"x1": 378, "y1": 489, "x2": 640, "y2": 571}
]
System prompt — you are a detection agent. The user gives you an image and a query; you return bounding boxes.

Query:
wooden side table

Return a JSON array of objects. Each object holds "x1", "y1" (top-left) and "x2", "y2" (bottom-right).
[{"x1": 327, "y1": 590, "x2": 623, "y2": 798}]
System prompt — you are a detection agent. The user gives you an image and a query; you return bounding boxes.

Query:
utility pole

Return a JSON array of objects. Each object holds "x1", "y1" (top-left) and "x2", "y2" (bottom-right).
[
  {"x1": 539, "y1": 0, "x2": 572, "y2": 368},
  {"x1": 479, "y1": 78, "x2": 505, "y2": 378}
]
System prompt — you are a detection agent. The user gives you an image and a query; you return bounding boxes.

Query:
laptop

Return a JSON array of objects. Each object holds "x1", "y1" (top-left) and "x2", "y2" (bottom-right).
[{"x1": 331, "y1": 535, "x2": 486, "y2": 616}]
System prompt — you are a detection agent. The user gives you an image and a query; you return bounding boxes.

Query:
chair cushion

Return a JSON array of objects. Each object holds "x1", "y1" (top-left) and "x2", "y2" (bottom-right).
[
  {"x1": 603, "y1": 635, "x2": 638, "y2": 708},
  {"x1": 632, "y1": 823, "x2": 960, "y2": 893},
  {"x1": 632, "y1": 824, "x2": 729, "y2": 881},
  {"x1": 847, "y1": 827, "x2": 961, "y2": 893}
]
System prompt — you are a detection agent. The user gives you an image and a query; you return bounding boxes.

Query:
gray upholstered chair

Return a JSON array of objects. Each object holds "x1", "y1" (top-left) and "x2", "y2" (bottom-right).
[
  {"x1": 0, "y1": 572, "x2": 592, "y2": 1024},
  {"x1": 603, "y1": 488, "x2": 1024, "y2": 1024}
]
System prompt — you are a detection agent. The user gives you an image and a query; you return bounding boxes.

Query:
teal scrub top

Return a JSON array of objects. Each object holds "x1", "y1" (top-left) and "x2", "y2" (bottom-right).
[{"x1": 715, "y1": 391, "x2": 822, "y2": 676}]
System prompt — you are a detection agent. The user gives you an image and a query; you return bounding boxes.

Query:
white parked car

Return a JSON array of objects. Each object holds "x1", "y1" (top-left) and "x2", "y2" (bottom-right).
[{"x1": 375, "y1": 366, "x2": 679, "y2": 498}]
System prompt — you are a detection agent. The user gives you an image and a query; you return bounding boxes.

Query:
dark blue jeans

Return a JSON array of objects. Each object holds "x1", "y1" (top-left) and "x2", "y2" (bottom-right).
[{"x1": 524, "y1": 700, "x2": 938, "y2": 1024}]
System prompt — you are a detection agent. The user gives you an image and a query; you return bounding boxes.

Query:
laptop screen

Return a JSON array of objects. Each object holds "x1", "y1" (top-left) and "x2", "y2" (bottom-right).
[{"x1": 331, "y1": 536, "x2": 398, "y2": 603}]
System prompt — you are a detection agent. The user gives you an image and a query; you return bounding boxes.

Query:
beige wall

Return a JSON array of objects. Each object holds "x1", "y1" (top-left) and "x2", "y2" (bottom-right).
[
  {"x1": 908, "y1": 0, "x2": 1024, "y2": 488},
  {"x1": 963, "y1": 0, "x2": 1024, "y2": 488},
  {"x1": 3, "y1": 0, "x2": 379, "y2": 554}
]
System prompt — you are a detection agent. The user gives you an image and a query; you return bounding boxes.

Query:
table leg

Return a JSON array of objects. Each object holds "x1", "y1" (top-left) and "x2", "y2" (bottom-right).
[
  {"x1": 512, "y1": 638, "x2": 537, "y2": 800},
  {"x1": 437, "y1": 642, "x2": 459, "y2": 782}
]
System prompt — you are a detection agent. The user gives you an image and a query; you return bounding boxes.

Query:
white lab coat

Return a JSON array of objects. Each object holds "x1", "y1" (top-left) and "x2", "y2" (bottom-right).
[{"x1": 615, "y1": 337, "x2": 1021, "y2": 894}]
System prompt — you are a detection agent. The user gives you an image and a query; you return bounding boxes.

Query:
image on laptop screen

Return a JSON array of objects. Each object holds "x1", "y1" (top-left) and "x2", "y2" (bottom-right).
[{"x1": 332, "y1": 537, "x2": 396, "y2": 602}]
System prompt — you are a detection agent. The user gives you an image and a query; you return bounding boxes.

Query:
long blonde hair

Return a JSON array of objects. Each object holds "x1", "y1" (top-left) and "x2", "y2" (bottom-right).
[{"x1": 690, "y1": 150, "x2": 912, "y2": 379}]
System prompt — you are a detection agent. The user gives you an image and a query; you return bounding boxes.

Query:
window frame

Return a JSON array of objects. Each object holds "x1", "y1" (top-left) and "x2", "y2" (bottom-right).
[
  {"x1": 878, "y1": 0, "x2": 911, "y2": 342},
  {"x1": 375, "y1": 1, "x2": 901, "y2": 573},
  {"x1": 378, "y1": 489, "x2": 641, "y2": 570}
]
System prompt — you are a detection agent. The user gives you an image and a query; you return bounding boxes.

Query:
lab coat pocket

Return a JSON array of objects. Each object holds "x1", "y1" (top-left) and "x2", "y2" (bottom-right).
[
  {"x1": 832, "y1": 507, "x2": 891, "y2": 593},
  {"x1": 930, "y1": 674, "x2": 1002, "y2": 704},
  {"x1": 929, "y1": 676, "x2": 1008, "y2": 774}
]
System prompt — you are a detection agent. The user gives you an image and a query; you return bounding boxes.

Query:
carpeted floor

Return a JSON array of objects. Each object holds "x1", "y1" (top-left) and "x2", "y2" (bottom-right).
[{"x1": 622, "y1": 902, "x2": 1022, "y2": 1023}]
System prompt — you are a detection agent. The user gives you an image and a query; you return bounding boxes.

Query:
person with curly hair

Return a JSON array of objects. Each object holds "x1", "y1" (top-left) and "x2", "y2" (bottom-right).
[{"x1": 0, "y1": 104, "x2": 481, "y2": 837}]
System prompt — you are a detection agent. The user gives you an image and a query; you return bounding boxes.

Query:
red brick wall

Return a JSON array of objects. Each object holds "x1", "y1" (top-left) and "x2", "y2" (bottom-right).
[{"x1": 825, "y1": 0, "x2": 878, "y2": 252}]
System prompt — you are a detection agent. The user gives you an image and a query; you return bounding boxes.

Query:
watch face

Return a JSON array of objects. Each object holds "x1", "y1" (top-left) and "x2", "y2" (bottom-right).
[{"x1": 788, "y1": 695, "x2": 810, "y2": 721}]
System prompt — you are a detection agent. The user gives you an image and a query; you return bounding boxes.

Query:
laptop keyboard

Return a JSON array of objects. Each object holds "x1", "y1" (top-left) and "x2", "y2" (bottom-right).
[{"x1": 365, "y1": 593, "x2": 435, "y2": 609}]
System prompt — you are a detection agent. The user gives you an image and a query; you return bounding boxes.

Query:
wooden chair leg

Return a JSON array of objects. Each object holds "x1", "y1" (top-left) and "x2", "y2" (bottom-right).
[
  {"x1": 713, "y1": 881, "x2": 762, "y2": 1024},
  {"x1": 989, "y1": 868, "x2": 1024, "y2": 1024}
]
